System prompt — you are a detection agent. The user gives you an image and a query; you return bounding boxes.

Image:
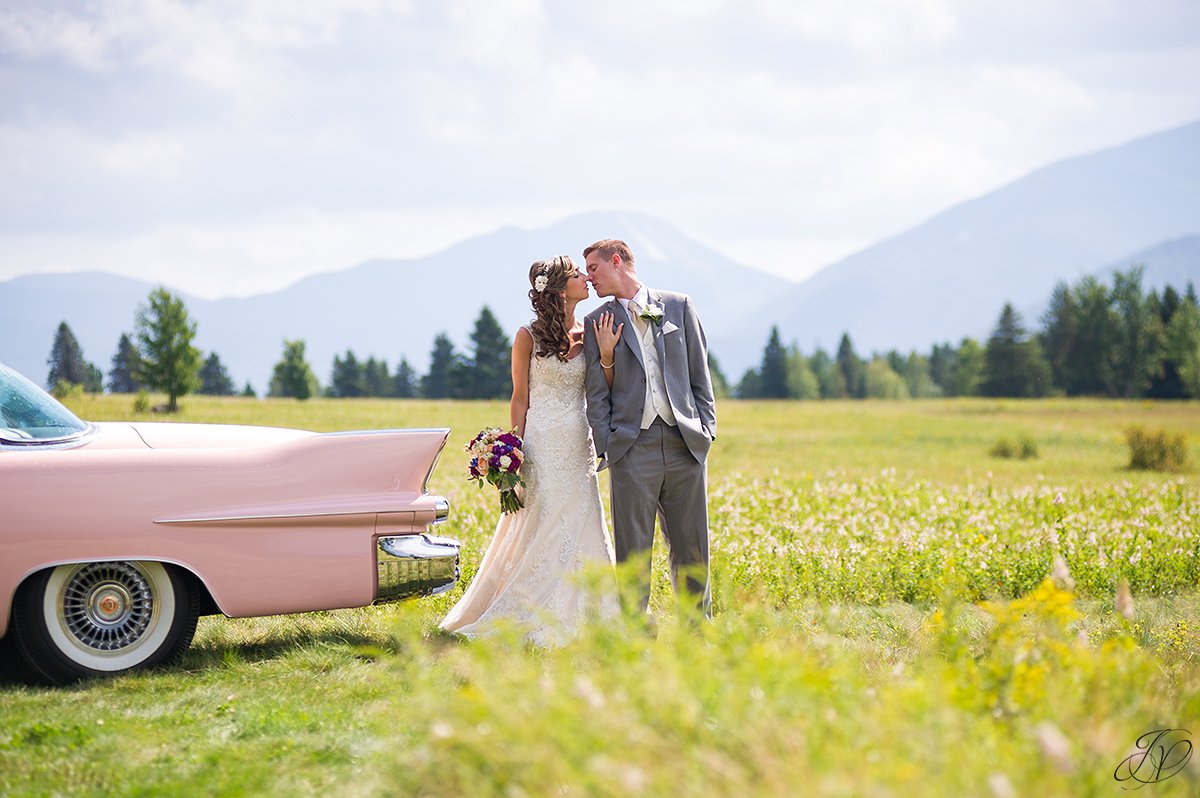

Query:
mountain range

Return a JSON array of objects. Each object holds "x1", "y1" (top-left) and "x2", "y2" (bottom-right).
[
  {"x1": 728, "y1": 120, "x2": 1200, "y2": 360},
  {"x1": 1, "y1": 120, "x2": 1198, "y2": 391}
]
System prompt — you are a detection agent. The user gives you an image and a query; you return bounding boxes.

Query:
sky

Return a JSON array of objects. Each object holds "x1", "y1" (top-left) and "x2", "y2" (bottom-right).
[{"x1": 1, "y1": 0, "x2": 1198, "y2": 299}]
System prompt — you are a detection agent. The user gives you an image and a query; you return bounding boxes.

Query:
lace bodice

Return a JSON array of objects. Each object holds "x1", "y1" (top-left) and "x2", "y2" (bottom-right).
[{"x1": 528, "y1": 351, "x2": 586, "y2": 412}]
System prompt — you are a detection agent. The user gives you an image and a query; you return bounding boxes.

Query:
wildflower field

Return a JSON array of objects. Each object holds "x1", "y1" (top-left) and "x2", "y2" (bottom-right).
[{"x1": 2, "y1": 397, "x2": 1198, "y2": 796}]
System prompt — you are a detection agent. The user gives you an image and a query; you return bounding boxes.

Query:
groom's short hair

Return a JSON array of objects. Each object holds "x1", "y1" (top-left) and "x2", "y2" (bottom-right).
[{"x1": 584, "y1": 239, "x2": 635, "y2": 271}]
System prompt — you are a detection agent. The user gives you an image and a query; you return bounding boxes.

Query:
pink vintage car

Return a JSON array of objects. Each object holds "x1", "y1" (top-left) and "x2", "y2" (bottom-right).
[{"x1": 0, "y1": 362, "x2": 460, "y2": 685}]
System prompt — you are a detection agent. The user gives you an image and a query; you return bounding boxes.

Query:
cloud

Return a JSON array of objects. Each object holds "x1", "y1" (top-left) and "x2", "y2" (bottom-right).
[{"x1": 0, "y1": 0, "x2": 1197, "y2": 289}]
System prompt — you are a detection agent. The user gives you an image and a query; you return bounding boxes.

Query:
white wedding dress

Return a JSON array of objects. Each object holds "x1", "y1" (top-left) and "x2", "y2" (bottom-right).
[{"x1": 440, "y1": 346, "x2": 616, "y2": 646}]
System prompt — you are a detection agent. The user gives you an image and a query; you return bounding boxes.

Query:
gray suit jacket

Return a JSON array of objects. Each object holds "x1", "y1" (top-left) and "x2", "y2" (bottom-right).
[{"x1": 583, "y1": 288, "x2": 717, "y2": 470}]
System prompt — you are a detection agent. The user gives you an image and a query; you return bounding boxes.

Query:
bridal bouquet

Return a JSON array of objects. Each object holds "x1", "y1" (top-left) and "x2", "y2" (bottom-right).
[{"x1": 466, "y1": 427, "x2": 526, "y2": 514}]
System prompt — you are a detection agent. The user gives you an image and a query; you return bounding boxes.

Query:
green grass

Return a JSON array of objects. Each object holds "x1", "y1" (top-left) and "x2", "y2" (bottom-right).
[{"x1": 2, "y1": 397, "x2": 1199, "y2": 796}]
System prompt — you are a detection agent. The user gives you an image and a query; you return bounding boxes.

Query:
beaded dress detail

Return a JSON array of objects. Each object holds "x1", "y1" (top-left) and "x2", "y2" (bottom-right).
[{"x1": 440, "y1": 343, "x2": 616, "y2": 646}]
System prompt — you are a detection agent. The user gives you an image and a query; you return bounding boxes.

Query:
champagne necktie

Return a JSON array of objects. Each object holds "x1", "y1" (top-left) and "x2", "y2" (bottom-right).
[{"x1": 629, "y1": 300, "x2": 648, "y2": 335}]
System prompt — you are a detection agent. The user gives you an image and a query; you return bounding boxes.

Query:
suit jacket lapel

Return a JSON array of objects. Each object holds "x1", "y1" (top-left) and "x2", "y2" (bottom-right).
[
  {"x1": 616, "y1": 299, "x2": 644, "y2": 368},
  {"x1": 647, "y1": 288, "x2": 668, "y2": 364}
]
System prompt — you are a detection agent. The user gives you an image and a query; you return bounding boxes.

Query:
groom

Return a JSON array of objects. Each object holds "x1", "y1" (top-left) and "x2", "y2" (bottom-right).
[{"x1": 582, "y1": 239, "x2": 717, "y2": 618}]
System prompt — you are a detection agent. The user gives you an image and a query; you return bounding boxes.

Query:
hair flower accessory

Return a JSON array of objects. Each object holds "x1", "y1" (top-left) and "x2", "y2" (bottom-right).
[{"x1": 534, "y1": 274, "x2": 549, "y2": 293}]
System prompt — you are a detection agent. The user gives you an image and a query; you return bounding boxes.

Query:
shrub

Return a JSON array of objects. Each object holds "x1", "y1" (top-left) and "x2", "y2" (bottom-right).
[
  {"x1": 990, "y1": 434, "x2": 1038, "y2": 460},
  {"x1": 132, "y1": 390, "x2": 151, "y2": 414},
  {"x1": 1126, "y1": 427, "x2": 1189, "y2": 472},
  {"x1": 51, "y1": 380, "x2": 83, "y2": 401},
  {"x1": 990, "y1": 438, "x2": 1016, "y2": 458},
  {"x1": 1018, "y1": 434, "x2": 1039, "y2": 459}
]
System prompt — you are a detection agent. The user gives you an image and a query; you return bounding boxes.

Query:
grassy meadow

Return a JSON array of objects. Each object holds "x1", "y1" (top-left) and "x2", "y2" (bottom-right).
[{"x1": 2, "y1": 396, "x2": 1199, "y2": 796}]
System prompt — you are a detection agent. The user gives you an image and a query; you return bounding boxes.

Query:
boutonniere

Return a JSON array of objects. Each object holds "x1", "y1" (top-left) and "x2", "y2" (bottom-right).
[{"x1": 638, "y1": 303, "x2": 665, "y2": 326}]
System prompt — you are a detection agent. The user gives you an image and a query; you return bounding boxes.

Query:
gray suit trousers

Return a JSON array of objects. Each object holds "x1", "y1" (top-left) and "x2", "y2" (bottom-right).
[{"x1": 609, "y1": 418, "x2": 711, "y2": 618}]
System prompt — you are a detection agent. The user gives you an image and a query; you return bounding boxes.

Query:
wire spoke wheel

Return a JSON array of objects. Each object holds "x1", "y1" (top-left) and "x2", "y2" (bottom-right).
[
  {"x1": 58, "y1": 562, "x2": 157, "y2": 653},
  {"x1": 13, "y1": 560, "x2": 199, "y2": 685}
]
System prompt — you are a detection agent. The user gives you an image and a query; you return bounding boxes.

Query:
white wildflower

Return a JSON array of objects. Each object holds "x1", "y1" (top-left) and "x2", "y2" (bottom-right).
[
  {"x1": 1051, "y1": 554, "x2": 1075, "y2": 590},
  {"x1": 988, "y1": 772, "x2": 1017, "y2": 798},
  {"x1": 575, "y1": 676, "x2": 605, "y2": 710},
  {"x1": 1036, "y1": 722, "x2": 1074, "y2": 772},
  {"x1": 1115, "y1": 579, "x2": 1134, "y2": 620}
]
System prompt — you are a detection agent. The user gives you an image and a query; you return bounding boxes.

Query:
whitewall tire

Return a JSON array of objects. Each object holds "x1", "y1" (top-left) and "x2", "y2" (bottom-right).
[{"x1": 12, "y1": 561, "x2": 199, "y2": 685}]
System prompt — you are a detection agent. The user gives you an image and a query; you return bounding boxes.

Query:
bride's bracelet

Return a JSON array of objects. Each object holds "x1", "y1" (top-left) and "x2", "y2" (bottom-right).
[{"x1": 600, "y1": 356, "x2": 614, "y2": 369}]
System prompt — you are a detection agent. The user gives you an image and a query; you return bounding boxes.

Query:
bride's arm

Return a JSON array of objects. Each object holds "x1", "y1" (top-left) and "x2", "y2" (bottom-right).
[{"x1": 509, "y1": 327, "x2": 534, "y2": 436}]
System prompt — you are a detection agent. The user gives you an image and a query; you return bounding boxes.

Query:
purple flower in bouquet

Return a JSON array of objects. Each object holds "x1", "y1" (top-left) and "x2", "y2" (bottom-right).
[{"x1": 465, "y1": 426, "x2": 526, "y2": 514}]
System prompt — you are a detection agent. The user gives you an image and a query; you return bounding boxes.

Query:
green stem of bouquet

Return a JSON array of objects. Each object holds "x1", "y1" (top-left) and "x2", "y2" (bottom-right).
[{"x1": 499, "y1": 488, "x2": 523, "y2": 515}]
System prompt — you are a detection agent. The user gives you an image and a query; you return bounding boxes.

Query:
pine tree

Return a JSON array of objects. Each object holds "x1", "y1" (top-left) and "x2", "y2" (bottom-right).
[
  {"x1": 735, "y1": 368, "x2": 762, "y2": 399},
  {"x1": 464, "y1": 307, "x2": 512, "y2": 399},
  {"x1": 1039, "y1": 281, "x2": 1076, "y2": 393},
  {"x1": 928, "y1": 343, "x2": 958, "y2": 395},
  {"x1": 198, "y1": 352, "x2": 236, "y2": 395},
  {"x1": 422, "y1": 334, "x2": 461, "y2": 399},
  {"x1": 1147, "y1": 285, "x2": 1187, "y2": 398},
  {"x1": 46, "y1": 321, "x2": 89, "y2": 389},
  {"x1": 393, "y1": 358, "x2": 419, "y2": 398},
  {"x1": 364, "y1": 357, "x2": 391, "y2": 397},
  {"x1": 835, "y1": 333, "x2": 865, "y2": 398},
  {"x1": 758, "y1": 326, "x2": 789, "y2": 398},
  {"x1": 708, "y1": 352, "x2": 730, "y2": 399},
  {"x1": 269, "y1": 340, "x2": 318, "y2": 399},
  {"x1": 84, "y1": 363, "x2": 103, "y2": 393},
  {"x1": 330, "y1": 350, "x2": 366, "y2": 398},
  {"x1": 1166, "y1": 300, "x2": 1200, "y2": 397},
  {"x1": 810, "y1": 348, "x2": 844, "y2": 399},
  {"x1": 1066, "y1": 276, "x2": 1117, "y2": 394},
  {"x1": 241, "y1": 382, "x2": 257, "y2": 398},
  {"x1": 1108, "y1": 267, "x2": 1164, "y2": 398},
  {"x1": 980, "y1": 303, "x2": 1051, "y2": 397},
  {"x1": 108, "y1": 332, "x2": 142, "y2": 393}
]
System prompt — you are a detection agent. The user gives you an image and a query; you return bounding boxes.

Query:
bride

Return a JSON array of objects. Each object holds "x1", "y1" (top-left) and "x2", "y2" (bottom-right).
[{"x1": 440, "y1": 255, "x2": 622, "y2": 645}]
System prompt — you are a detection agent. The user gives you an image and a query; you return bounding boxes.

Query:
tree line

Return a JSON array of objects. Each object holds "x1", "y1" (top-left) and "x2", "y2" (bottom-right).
[
  {"x1": 735, "y1": 267, "x2": 1200, "y2": 399},
  {"x1": 41, "y1": 267, "x2": 1200, "y2": 408},
  {"x1": 43, "y1": 289, "x2": 519, "y2": 409},
  {"x1": 265, "y1": 307, "x2": 513, "y2": 400}
]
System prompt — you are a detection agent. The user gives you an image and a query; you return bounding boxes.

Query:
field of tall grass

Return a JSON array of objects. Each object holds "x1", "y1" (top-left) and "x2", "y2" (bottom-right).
[{"x1": 2, "y1": 397, "x2": 1198, "y2": 796}]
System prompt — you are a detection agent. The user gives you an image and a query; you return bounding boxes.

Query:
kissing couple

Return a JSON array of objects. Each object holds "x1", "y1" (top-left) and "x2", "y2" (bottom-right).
[{"x1": 440, "y1": 239, "x2": 718, "y2": 645}]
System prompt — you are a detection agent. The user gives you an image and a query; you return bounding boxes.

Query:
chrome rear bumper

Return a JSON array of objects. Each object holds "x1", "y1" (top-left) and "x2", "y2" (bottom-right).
[{"x1": 375, "y1": 533, "x2": 461, "y2": 603}]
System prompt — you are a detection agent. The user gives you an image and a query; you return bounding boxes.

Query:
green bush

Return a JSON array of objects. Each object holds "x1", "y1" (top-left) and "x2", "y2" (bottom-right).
[
  {"x1": 132, "y1": 390, "x2": 151, "y2": 414},
  {"x1": 1126, "y1": 426, "x2": 1189, "y2": 472},
  {"x1": 1018, "y1": 434, "x2": 1038, "y2": 459},
  {"x1": 990, "y1": 434, "x2": 1038, "y2": 460},
  {"x1": 50, "y1": 380, "x2": 83, "y2": 401},
  {"x1": 990, "y1": 438, "x2": 1015, "y2": 458}
]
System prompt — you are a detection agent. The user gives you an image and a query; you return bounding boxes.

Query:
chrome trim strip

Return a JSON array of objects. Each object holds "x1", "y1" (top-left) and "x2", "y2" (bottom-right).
[
  {"x1": 156, "y1": 494, "x2": 449, "y2": 525},
  {"x1": 0, "y1": 423, "x2": 96, "y2": 450},
  {"x1": 155, "y1": 509, "x2": 373, "y2": 524},
  {"x1": 321, "y1": 428, "x2": 451, "y2": 437}
]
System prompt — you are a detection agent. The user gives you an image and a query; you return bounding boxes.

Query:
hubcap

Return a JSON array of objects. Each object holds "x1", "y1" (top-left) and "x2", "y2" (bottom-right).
[{"x1": 59, "y1": 563, "x2": 155, "y2": 651}]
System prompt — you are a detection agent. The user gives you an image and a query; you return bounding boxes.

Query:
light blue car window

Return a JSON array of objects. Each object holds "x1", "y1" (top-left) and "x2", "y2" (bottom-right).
[{"x1": 0, "y1": 363, "x2": 90, "y2": 442}]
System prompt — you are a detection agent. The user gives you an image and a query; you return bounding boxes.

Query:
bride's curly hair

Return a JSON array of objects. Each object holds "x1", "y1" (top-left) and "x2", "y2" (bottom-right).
[{"x1": 528, "y1": 255, "x2": 576, "y2": 361}]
